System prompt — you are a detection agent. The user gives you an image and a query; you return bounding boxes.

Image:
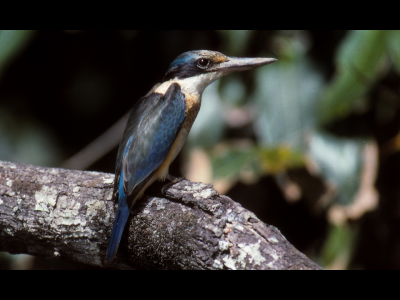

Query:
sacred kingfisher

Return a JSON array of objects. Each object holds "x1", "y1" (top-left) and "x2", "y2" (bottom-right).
[{"x1": 106, "y1": 50, "x2": 276, "y2": 262}]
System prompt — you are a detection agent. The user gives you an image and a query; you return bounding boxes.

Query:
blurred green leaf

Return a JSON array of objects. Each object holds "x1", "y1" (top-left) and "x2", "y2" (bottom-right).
[
  {"x1": 252, "y1": 56, "x2": 324, "y2": 150},
  {"x1": 387, "y1": 30, "x2": 400, "y2": 73},
  {"x1": 272, "y1": 30, "x2": 312, "y2": 61},
  {"x1": 187, "y1": 81, "x2": 225, "y2": 149},
  {"x1": 336, "y1": 30, "x2": 388, "y2": 76},
  {"x1": 219, "y1": 74, "x2": 246, "y2": 106},
  {"x1": 211, "y1": 144, "x2": 258, "y2": 180},
  {"x1": 320, "y1": 30, "x2": 389, "y2": 123},
  {"x1": 217, "y1": 30, "x2": 254, "y2": 56},
  {"x1": 309, "y1": 131, "x2": 365, "y2": 205},
  {"x1": 320, "y1": 224, "x2": 358, "y2": 269},
  {"x1": 0, "y1": 108, "x2": 61, "y2": 167},
  {"x1": 210, "y1": 143, "x2": 304, "y2": 180},
  {"x1": 258, "y1": 146, "x2": 304, "y2": 173},
  {"x1": 0, "y1": 30, "x2": 36, "y2": 80}
]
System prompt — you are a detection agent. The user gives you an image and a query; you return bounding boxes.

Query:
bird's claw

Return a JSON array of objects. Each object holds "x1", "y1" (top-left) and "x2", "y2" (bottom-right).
[{"x1": 161, "y1": 175, "x2": 186, "y2": 194}]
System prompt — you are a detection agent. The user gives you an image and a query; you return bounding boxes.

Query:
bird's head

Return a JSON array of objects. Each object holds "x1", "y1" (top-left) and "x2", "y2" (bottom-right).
[{"x1": 163, "y1": 50, "x2": 276, "y2": 93}]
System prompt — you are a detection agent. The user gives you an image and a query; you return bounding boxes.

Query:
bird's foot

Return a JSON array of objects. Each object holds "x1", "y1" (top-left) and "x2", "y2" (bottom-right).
[
  {"x1": 161, "y1": 175, "x2": 186, "y2": 194},
  {"x1": 166, "y1": 174, "x2": 186, "y2": 183}
]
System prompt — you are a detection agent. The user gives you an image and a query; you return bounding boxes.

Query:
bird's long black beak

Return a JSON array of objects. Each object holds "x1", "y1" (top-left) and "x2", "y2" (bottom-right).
[{"x1": 210, "y1": 56, "x2": 277, "y2": 73}]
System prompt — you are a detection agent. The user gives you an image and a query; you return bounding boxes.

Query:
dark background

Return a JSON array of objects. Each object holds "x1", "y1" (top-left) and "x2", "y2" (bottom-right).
[{"x1": 0, "y1": 30, "x2": 399, "y2": 269}]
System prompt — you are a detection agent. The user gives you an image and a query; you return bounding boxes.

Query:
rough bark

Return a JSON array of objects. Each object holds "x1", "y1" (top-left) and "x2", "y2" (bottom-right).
[{"x1": 0, "y1": 160, "x2": 322, "y2": 270}]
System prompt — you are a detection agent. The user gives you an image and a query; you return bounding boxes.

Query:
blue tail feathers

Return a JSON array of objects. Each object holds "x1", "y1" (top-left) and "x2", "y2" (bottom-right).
[
  {"x1": 106, "y1": 201, "x2": 130, "y2": 262},
  {"x1": 106, "y1": 171, "x2": 130, "y2": 262}
]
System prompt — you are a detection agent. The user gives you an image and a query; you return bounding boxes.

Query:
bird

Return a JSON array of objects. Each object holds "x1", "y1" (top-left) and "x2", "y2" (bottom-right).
[{"x1": 105, "y1": 50, "x2": 277, "y2": 262}]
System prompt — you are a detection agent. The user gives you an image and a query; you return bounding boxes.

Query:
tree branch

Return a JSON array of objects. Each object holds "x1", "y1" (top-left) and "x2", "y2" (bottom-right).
[{"x1": 0, "y1": 160, "x2": 322, "y2": 270}]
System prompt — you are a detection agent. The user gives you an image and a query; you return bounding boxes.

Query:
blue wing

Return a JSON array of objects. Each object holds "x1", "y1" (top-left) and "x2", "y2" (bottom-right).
[
  {"x1": 123, "y1": 83, "x2": 186, "y2": 196},
  {"x1": 106, "y1": 83, "x2": 186, "y2": 261}
]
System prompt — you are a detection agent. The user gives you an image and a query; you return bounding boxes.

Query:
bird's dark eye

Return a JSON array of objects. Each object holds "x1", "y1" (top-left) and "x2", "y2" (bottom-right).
[{"x1": 197, "y1": 58, "x2": 210, "y2": 69}]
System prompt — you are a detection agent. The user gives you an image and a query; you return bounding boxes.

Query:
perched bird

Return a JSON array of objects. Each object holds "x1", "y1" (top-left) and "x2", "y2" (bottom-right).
[{"x1": 106, "y1": 50, "x2": 276, "y2": 261}]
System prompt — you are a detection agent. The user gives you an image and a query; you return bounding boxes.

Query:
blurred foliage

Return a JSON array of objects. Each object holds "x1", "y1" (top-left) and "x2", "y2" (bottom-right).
[
  {"x1": 320, "y1": 30, "x2": 389, "y2": 123},
  {"x1": 211, "y1": 143, "x2": 304, "y2": 181},
  {"x1": 0, "y1": 30, "x2": 36, "y2": 80},
  {"x1": 319, "y1": 224, "x2": 359, "y2": 270},
  {"x1": 1, "y1": 30, "x2": 400, "y2": 269}
]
